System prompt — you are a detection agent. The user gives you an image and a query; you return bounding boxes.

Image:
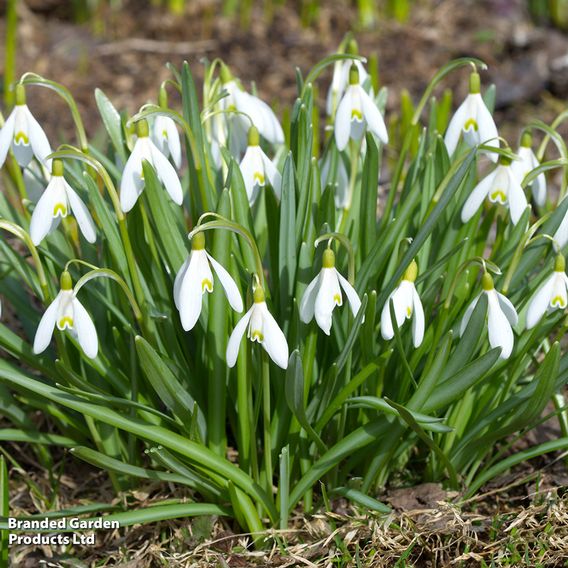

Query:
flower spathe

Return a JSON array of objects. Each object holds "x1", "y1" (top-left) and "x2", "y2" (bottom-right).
[
  {"x1": 460, "y1": 272, "x2": 518, "y2": 359},
  {"x1": 526, "y1": 255, "x2": 568, "y2": 329},
  {"x1": 33, "y1": 271, "x2": 98, "y2": 359},
  {"x1": 151, "y1": 115, "x2": 182, "y2": 169},
  {"x1": 239, "y1": 126, "x2": 282, "y2": 205},
  {"x1": 174, "y1": 231, "x2": 243, "y2": 331},
  {"x1": 511, "y1": 131, "x2": 546, "y2": 207},
  {"x1": 335, "y1": 64, "x2": 388, "y2": 151},
  {"x1": 30, "y1": 159, "x2": 96, "y2": 245},
  {"x1": 226, "y1": 285, "x2": 289, "y2": 369},
  {"x1": 461, "y1": 155, "x2": 528, "y2": 225},
  {"x1": 299, "y1": 248, "x2": 362, "y2": 335},
  {"x1": 380, "y1": 260, "x2": 425, "y2": 347},
  {"x1": 0, "y1": 84, "x2": 52, "y2": 168},
  {"x1": 444, "y1": 71, "x2": 499, "y2": 161},
  {"x1": 120, "y1": 119, "x2": 183, "y2": 212}
]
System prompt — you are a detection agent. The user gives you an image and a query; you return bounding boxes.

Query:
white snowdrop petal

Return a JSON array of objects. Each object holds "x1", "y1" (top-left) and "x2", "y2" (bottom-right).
[
  {"x1": 173, "y1": 255, "x2": 191, "y2": 310},
  {"x1": 299, "y1": 273, "x2": 321, "y2": 324},
  {"x1": 0, "y1": 110, "x2": 16, "y2": 168},
  {"x1": 165, "y1": 117, "x2": 182, "y2": 169},
  {"x1": 33, "y1": 292, "x2": 61, "y2": 354},
  {"x1": 526, "y1": 276, "x2": 555, "y2": 329},
  {"x1": 72, "y1": 298, "x2": 98, "y2": 359},
  {"x1": 207, "y1": 252, "x2": 243, "y2": 312},
  {"x1": 411, "y1": 287, "x2": 425, "y2": 347},
  {"x1": 475, "y1": 95, "x2": 500, "y2": 162},
  {"x1": 506, "y1": 170, "x2": 528, "y2": 225},
  {"x1": 461, "y1": 169, "x2": 498, "y2": 223},
  {"x1": 336, "y1": 270, "x2": 362, "y2": 319},
  {"x1": 26, "y1": 107, "x2": 52, "y2": 168},
  {"x1": 460, "y1": 295, "x2": 480, "y2": 336},
  {"x1": 314, "y1": 269, "x2": 341, "y2": 335},
  {"x1": 150, "y1": 142, "x2": 183, "y2": 205},
  {"x1": 120, "y1": 141, "x2": 145, "y2": 212},
  {"x1": 226, "y1": 307, "x2": 253, "y2": 367},
  {"x1": 64, "y1": 181, "x2": 97, "y2": 243},
  {"x1": 334, "y1": 88, "x2": 353, "y2": 151},
  {"x1": 496, "y1": 292, "x2": 518, "y2": 327},
  {"x1": 178, "y1": 253, "x2": 208, "y2": 331},
  {"x1": 260, "y1": 304, "x2": 289, "y2": 369},
  {"x1": 261, "y1": 152, "x2": 282, "y2": 200},
  {"x1": 359, "y1": 88, "x2": 388, "y2": 145},
  {"x1": 487, "y1": 292, "x2": 514, "y2": 359},
  {"x1": 29, "y1": 180, "x2": 59, "y2": 245},
  {"x1": 444, "y1": 97, "x2": 471, "y2": 157}
]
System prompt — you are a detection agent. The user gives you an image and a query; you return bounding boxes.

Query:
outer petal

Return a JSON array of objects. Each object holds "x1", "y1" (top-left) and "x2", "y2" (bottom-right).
[
  {"x1": 496, "y1": 292, "x2": 518, "y2": 326},
  {"x1": 299, "y1": 273, "x2": 321, "y2": 324},
  {"x1": 475, "y1": 95, "x2": 499, "y2": 162},
  {"x1": 506, "y1": 169, "x2": 528, "y2": 225},
  {"x1": 173, "y1": 255, "x2": 191, "y2": 309},
  {"x1": 411, "y1": 287, "x2": 425, "y2": 347},
  {"x1": 226, "y1": 307, "x2": 253, "y2": 367},
  {"x1": 461, "y1": 169, "x2": 497, "y2": 223},
  {"x1": 239, "y1": 147, "x2": 259, "y2": 202},
  {"x1": 25, "y1": 107, "x2": 52, "y2": 168},
  {"x1": 554, "y1": 205, "x2": 568, "y2": 249},
  {"x1": 259, "y1": 304, "x2": 289, "y2": 369},
  {"x1": 72, "y1": 298, "x2": 98, "y2": 359},
  {"x1": 336, "y1": 270, "x2": 362, "y2": 318},
  {"x1": 64, "y1": 181, "x2": 96, "y2": 243},
  {"x1": 444, "y1": 96, "x2": 471, "y2": 157},
  {"x1": 526, "y1": 275, "x2": 555, "y2": 329},
  {"x1": 33, "y1": 292, "x2": 62, "y2": 354},
  {"x1": 120, "y1": 141, "x2": 145, "y2": 212},
  {"x1": 178, "y1": 252, "x2": 207, "y2": 331},
  {"x1": 314, "y1": 269, "x2": 342, "y2": 335},
  {"x1": 380, "y1": 285, "x2": 408, "y2": 340},
  {"x1": 206, "y1": 252, "x2": 243, "y2": 312},
  {"x1": 487, "y1": 291, "x2": 514, "y2": 359},
  {"x1": 261, "y1": 152, "x2": 282, "y2": 200},
  {"x1": 334, "y1": 88, "x2": 353, "y2": 151},
  {"x1": 29, "y1": 180, "x2": 59, "y2": 245},
  {"x1": 359, "y1": 88, "x2": 388, "y2": 144},
  {"x1": 459, "y1": 294, "x2": 480, "y2": 336},
  {"x1": 150, "y1": 141, "x2": 183, "y2": 205},
  {"x1": 0, "y1": 110, "x2": 16, "y2": 167},
  {"x1": 165, "y1": 117, "x2": 182, "y2": 169}
]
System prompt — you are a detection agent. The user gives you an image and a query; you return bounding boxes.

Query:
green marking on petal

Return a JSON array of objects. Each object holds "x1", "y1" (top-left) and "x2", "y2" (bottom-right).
[
  {"x1": 58, "y1": 316, "x2": 73, "y2": 330},
  {"x1": 489, "y1": 190, "x2": 507, "y2": 204},
  {"x1": 351, "y1": 109, "x2": 363, "y2": 121},
  {"x1": 551, "y1": 296, "x2": 566, "y2": 308},
  {"x1": 251, "y1": 330, "x2": 264, "y2": 342},
  {"x1": 463, "y1": 118, "x2": 478, "y2": 132},
  {"x1": 333, "y1": 293, "x2": 342, "y2": 305},
  {"x1": 406, "y1": 306, "x2": 412, "y2": 317},
  {"x1": 53, "y1": 203, "x2": 68, "y2": 217},
  {"x1": 162, "y1": 129, "x2": 168, "y2": 139},
  {"x1": 14, "y1": 131, "x2": 29, "y2": 144},
  {"x1": 253, "y1": 172, "x2": 265, "y2": 185},
  {"x1": 202, "y1": 278, "x2": 213, "y2": 293}
]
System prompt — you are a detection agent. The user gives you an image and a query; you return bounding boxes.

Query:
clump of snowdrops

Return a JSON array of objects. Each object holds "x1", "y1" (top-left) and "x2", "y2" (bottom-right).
[{"x1": 1, "y1": 36, "x2": 568, "y2": 538}]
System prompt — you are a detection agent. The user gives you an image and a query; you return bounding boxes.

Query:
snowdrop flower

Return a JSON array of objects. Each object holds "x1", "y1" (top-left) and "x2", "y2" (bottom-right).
[
  {"x1": 299, "y1": 248, "x2": 362, "y2": 334},
  {"x1": 239, "y1": 126, "x2": 281, "y2": 205},
  {"x1": 334, "y1": 64, "x2": 388, "y2": 151},
  {"x1": 33, "y1": 271, "x2": 98, "y2": 359},
  {"x1": 151, "y1": 116, "x2": 182, "y2": 169},
  {"x1": 460, "y1": 272, "x2": 518, "y2": 359},
  {"x1": 30, "y1": 159, "x2": 96, "y2": 246},
  {"x1": 0, "y1": 84, "x2": 51, "y2": 168},
  {"x1": 217, "y1": 63, "x2": 284, "y2": 156},
  {"x1": 120, "y1": 119, "x2": 183, "y2": 213},
  {"x1": 554, "y1": 205, "x2": 568, "y2": 250},
  {"x1": 380, "y1": 260, "x2": 425, "y2": 347},
  {"x1": 526, "y1": 254, "x2": 568, "y2": 328},
  {"x1": 461, "y1": 155, "x2": 528, "y2": 225},
  {"x1": 444, "y1": 71, "x2": 499, "y2": 162},
  {"x1": 320, "y1": 151, "x2": 349, "y2": 208},
  {"x1": 326, "y1": 39, "x2": 370, "y2": 116},
  {"x1": 174, "y1": 231, "x2": 243, "y2": 331},
  {"x1": 227, "y1": 284, "x2": 289, "y2": 369},
  {"x1": 511, "y1": 131, "x2": 546, "y2": 207}
]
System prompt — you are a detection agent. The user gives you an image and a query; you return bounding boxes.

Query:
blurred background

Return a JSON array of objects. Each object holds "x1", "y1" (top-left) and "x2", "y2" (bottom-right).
[{"x1": 2, "y1": 0, "x2": 568, "y2": 145}]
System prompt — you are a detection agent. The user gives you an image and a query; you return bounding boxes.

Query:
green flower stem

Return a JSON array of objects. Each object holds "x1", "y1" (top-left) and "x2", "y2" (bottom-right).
[
  {"x1": 261, "y1": 350, "x2": 273, "y2": 499},
  {"x1": 47, "y1": 147, "x2": 146, "y2": 310},
  {"x1": 337, "y1": 138, "x2": 361, "y2": 234},
  {"x1": 0, "y1": 220, "x2": 50, "y2": 302},
  {"x1": 20, "y1": 74, "x2": 89, "y2": 154}
]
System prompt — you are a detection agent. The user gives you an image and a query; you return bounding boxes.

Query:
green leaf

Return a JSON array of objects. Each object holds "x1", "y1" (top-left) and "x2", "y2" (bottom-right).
[
  {"x1": 95, "y1": 88, "x2": 127, "y2": 164},
  {"x1": 330, "y1": 486, "x2": 391, "y2": 513}
]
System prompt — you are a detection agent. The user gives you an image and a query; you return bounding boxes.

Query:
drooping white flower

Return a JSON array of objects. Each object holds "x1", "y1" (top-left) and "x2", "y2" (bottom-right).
[
  {"x1": 299, "y1": 248, "x2": 362, "y2": 335},
  {"x1": 174, "y1": 231, "x2": 243, "y2": 331},
  {"x1": 30, "y1": 159, "x2": 96, "y2": 246},
  {"x1": 461, "y1": 155, "x2": 528, "y2": 225},
  {"x1": 0, "y1": 84, "x2": 52, "y2": 168},
  {"x1": 327, "y1": 57, "x2": 370, "y2": 116},
  {"x1": 239, "y1": 126, "x2": 281, "y2": 205},
  {"x1": 334, "y1": 64, "x2": 388, "y2": 151},
  {"x1": 320, "y1": 150, "x2": 349, "y2": 208},
  {"x1": 120, "y1": 119, "x2": 183, "y2": 213},
  {"x1": 33, "y1": 271, "x2": 98, "y2": 359},
  {"x1": 554, "y1": 202, "x2": 568, "y2": 249},
  {"x1": 226, "y1": 285, "x2": 289, "y2": 369},
  {"x1": 151, "y1": 115, "x2": 182, "y2": 169},
  {"x1": 511, "y1": 131, "x2": 546, "y2": 207},
  {"x1": 460, "y1": 272, "x2": 518, "y2": 359},
  {"x1": 526, "y1": 254, "x2": 568, "y2": 329},
  {"x1": 380, "y1": 260, "x2": 425, "y2": 347},
  {"x1": 215, "y1": 63, "x2": 284, "y2": 158},
  {"x1": 444, "y1": 71, "x2": 499, "y2": 161}
]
